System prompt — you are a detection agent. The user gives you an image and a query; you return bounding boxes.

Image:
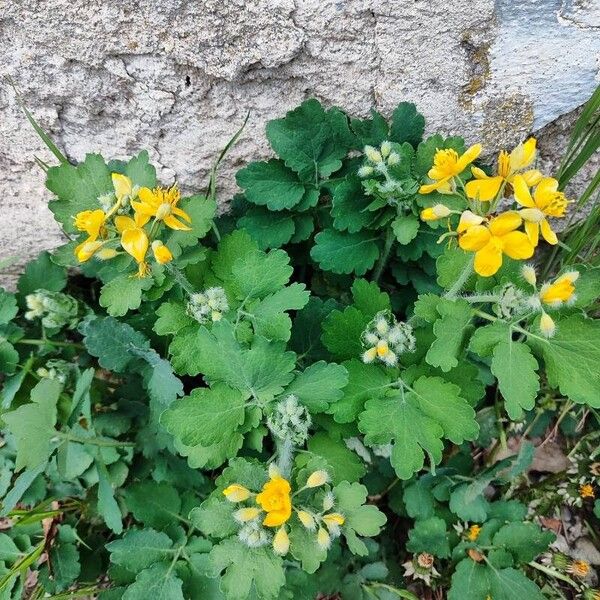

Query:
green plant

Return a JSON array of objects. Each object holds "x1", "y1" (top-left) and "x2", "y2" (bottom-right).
[{"x1": 0, "y1": 92, "x2": 598, "y2": 599}]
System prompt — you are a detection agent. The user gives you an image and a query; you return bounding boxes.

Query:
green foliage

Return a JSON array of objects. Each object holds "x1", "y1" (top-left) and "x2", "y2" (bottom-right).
[{"x1": 2, "y1": 95, "x2": 598, "y2": 600}]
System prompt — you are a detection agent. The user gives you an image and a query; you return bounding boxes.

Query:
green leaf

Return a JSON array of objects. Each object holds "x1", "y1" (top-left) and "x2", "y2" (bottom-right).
[
  {"x1": 17, "y1": 251, "x2": 67, "y2": 296},
  {"x1": 351, "y1": 279, "x2": 391, "y2": 316},
  {"x1": 390, "y1": 102, "x2": 425, "y2": 147},
  {"x1": 350, "y1": 109, "x2": 390, "y2": 147},
  {"x1": 46, "y1": 153, "x2": 113, "y2": 232},
  {"x1": 436, "y1": 247, "x2": 475, "y2": 291},
  {"x1": 449, "y1": 481, "x2": 490, "y2": 522},
  {"x1": 334, "y1": 481, "x2": 386, "y2": 556},
  {"x1": 403, "y1": 480, "x2": 435, "y2": 520},
  {"x1": 161, "y1": 384, "x2": 246, "y2": 469},
  {"x1": 245, "y1": 283, "x2": 310, "y2": 342},
  {"x1": 99, "y1": 274, "x2": 153, "y2": 317},
  {"x1": 122, "y1": 150, "x2": 157, "y2": 188},
  {"x1": 285, "y1": 361, "x2": 348, "y2": 413},
  {"x1": 238, "y1": 208, "x2": 296, "y2": 249},
  {"x1": 302, "y1": 433, "x2": 366, "y2": 484},
  {"x1": 426, "y1": 299, "x2": 472, "y2": 372},
  {"x1": 107, "y1": 529, "x2": 175, "y2": 572},
  {"x1": 359, "y1": 376, "x2": 477, "y2": 479},
  {"x1": 231, "y1": 248, "x2": 293, "y2": 299},
  {"x1": 236, "y1": 159, "x2": 306, "y2": 210},
  {"x1": 492, "y1": 522, "x2": 554, "y2": 564},
  {"x1": 266, "y1": 99, "x2": 352, "y2": 183},
  {"x1": 165, "y1": 195, "x2": 217, "y2": 252},
  {"x1": 321, "y1": 306, "x2": 368, "y2": 361},
  {"x1": 122, "y1": 563, "x2": 184, "y2": 600},
  {"x1": 3, "y1": 378, "x2": 60, "y2": 470},
  {"x1": 153, "y1": 302, "x2": 195, "y2": 336},
  {"x1": 491, "y1": 341, "x2": 539, "y2": 419},
  {"x1": 332, "y1": 176, "x2": 376, "y2": 233},
  {"x1": 0, "y1": 289, "x2": 18, "y2": 325},
  {"x1": 209, "y1": 538, "x2": 285, "y2": 600},
  {"x1": 469, "y1": 322, "x2": 512, "y2": 357},
  {"x1": 288, "y1": 522, "x2": 328, "y2": 573},
  {"x1": 328, "y1": 359, "x2": 391, "y2": 423},
  {"x1": 392, "y1": 215, "x2": 420, "y2": 245},
  {"x1": 406, "y1": 516, "x2": 451, "y2": 558},
  {"x1": 170, "y1": 320, "x2": 296, "y2": 401},
  {"x1": 311, "y1": 230, "x2": 379, "y2": 276},
  {"x1": 528, "y1": 315, "x2": 600, "y2": 407},
  {"x1": 43, "y1": 542, "x2": 81, "y2": 591},
  {"x1": 97, "y1": 458, "x2": 123, "y2": 534},
  {"x1": 190, "y1": 496, "x2": 237, "y2": 540},
  {"x1": 0, "y1": 533, "x2": 21, "y2": 562},
  {"x1": 0, "y1": 341, "x2": 19, "y2": 375},
  {"x1": 125, "y1": 482, "x2": 182, "y2": 529}
]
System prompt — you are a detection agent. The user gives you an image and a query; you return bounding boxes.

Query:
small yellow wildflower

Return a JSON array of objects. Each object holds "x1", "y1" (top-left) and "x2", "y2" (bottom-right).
[
  {"x1": 567, "y1": 559, "x2": 590, "y2": 579},
  {"x1": 458, "y1": 211, "x2": 534, "y2": 277},
  {"x1": 255, "y1": 474, "x2": 292, "y2": 527},
  {"x1": 132, "y1": 185, "x2": 191, "y2": 230},
  {"x1": 151, "y1": 240, "x2": 173, "y2": 265},
  {"x1": 580, "y1": 482, "x2": 595, "y2": 499},
  {"x1": 73, "y1": 209, "x2": 107, "y2": 262},
  {"x1": 272, "y1": 526, "x2": 290, "y2": 555},
  {"x1": 513, "y1": 175, "x2": 568, "y2": 246},
  {"x1": 419, "y1": 144, "x2": 482, "y2": 194},
  {"x1": 467, "y1": 524, "x2": 481, "y2": 541},
  {"x1": 420, "y1": 204, "x2": 452, "y2": 221},
  {"x1": 465, "y1": 138, "x2": 541, "y2": 201},
  {"x1": 223, "y1": 484, "x2": 251, "y2": 502},
  {"x1": 539, "y1": 271, "x2": 579, "y2": 306},
  {"x1": 306, "y1": 470, "x2": 329, "y2": 488}
]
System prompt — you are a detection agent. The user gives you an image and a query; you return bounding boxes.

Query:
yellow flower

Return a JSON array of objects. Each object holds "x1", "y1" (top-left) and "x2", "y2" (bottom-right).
[
  {"x1": 74, "y1": 209, "x2": 106, "y2": 239},
  {"x1": 539, "y1": 271, "x2": 579, "y2": 306},
  {"x1": 567, "y1": 559, "x2": 590, "y2": 578},
  {"x1": 419, "y1": 144, "x2": 482, "y2": 194},
  {"x1": 467, "y1": 524, "x2": 481, "y2": 541},
  {"x1": 223, "y1": 484, "x2": 251, "y2": 502},
  {"x1": 255, "y1": 475, "x2": 292, "y2": 527},
  {"x1": 458, "y1": 211, "x2": 534, "y2": 277},
  {"x1": 131, "y1": 185, "x2": 191, "y2": 230},
  {"x1": 513, "y1": 175, "x2": 568, "y2": 246},
  {"x1": 272, "y1": 526, "x2": 290, "y2": 555},
  {"x1": 151, "y1": 240, "x2": 173, "y2": 265},
  {"x1": 580, "y1": 483, "x2": 595, "y2": 499},
  {"x1": 420, "y1": 204, "x2": 452, "y2": 221},
  {"x1": 465, "y1": 138, "x2": 541, "y2": 201},
  {"x1": 112, "y1": 173, "x2": 135, "y2": 200},
  {"x1": 115, "y1": 215, "x2": 150, "y2": 276}
]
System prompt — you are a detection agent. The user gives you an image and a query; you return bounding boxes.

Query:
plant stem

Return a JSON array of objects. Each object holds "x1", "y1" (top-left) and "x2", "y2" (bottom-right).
[
  {"x1": 276, "y1": 436, "x2": 294, "y2": 479},
  {"x1": 528, "y1": 561, "x2": 579, "y2": 589},
  {"x1": 166, "y1": 263, "x2": 195, "y2": 295},
  {"x1": 373, "y1": 227, "x2": 395, "y2": 283},
  {"x1": 444, "y1": 254, "x2": 474, "y2": 298},
  {"x1": 17, "y1": 338, "x2": 84, "y2": 350}
]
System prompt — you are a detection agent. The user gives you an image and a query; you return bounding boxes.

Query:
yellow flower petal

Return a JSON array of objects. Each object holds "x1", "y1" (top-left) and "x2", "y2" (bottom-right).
[
  {"x1": 459, "y1": 225, "x2": 491, "y2": 252},
  {"x1": 470, "y1": 166, "x2": 488, "y2": 179},
  {"x1": 131, "y1": 199, "x2": 158, "y2": 217},
  {"x1": 121, "y1": 227, "x2": 148, "y2": 264},
  {"x1": 465, "y1": 176, "x2": 503, "y2": 201},
  {"x1": 163, "y1": 214, "x2": 192, "y2": 231},
  {"x1": 474, "y1": 240, "x2": 503, "y2": 277},
  {"x1": 513, "y1": 174, "x2": 535, "y2": 208},
  {"x1": 455, "y1": 143, "x2": 483, "y2": 172},
  {"x1": 488, "y1": 211, "x2": 522, "y2": 237},
  {"x1": 75, "y1": 239, "x2": 102, "y2": 262},
  {"x1": 172, "y1": 206, "x2": 192, "y2": 223},
  {"x1": 112, "y1": 173, "x2": 133, "y2": 199},
  {"x1": 74, "y1": 209, "x2": 106, "y2": 238},
  {"x1": 540, "y1": 218, "x2": 558, "y2": 245},
  {"x1": 509, "y1": 137, "x2": 536, "y2": 171},
  {"x1": 501, "y1": 231, "x2": 535, "y2": 260},
  {"x1": 114, "y1": 215, "x2": 137, "y2": 233},
  {"x1": 256, "y1": 477, "x2": 292, "y2": 527},
  {"x1": 522, "y1": 169, "x2": 543, "y2": 186},
  {"x1": 457, "y1": 210, "x2": 485, "y2": 233},
  {"x1": 419, "y1": 177, "x2": 451, "y2": 195},
  {"x1": 151, "y1": 240, "x2": 173, "y2": 264},
  {"x1": 524, "y1": 221, "x2": 540, "y2": 247}
]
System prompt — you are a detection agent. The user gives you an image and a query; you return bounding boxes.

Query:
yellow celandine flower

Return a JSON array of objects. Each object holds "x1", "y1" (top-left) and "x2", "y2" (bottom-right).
[
  {"x1": 567, "y1": 559, "x2": 590, "y2": 579},
  {"x1": 580, "y1": 482, "x2": 595, "y2": 499},
  {"x1": 420, "y1": 204, "x2": 452, "y2": 221},
  {"x1": 115, "y1": 215, "x2": 150, "y2": 277},
  {"x1": 73, "y1": 209, "x2": 108, "y2": 262},
  {"x1": 151, "y1": 240, "x2": 173, "y2": 265},
  {"x1": 467, "y1": 524, "x2": 481, "y2": 541},
  {"x1": 223, "y1": 484, "x2": 251, "y2": 502},
  {"x1": 255, "y1": 474, "x2": 292, "y2": 527},
  {"x1": 419, "y1": 144, "x2": 482, "y2": 194},
  {"x1": 539, "y1": 271, "x2": 579, "y2": 306},
  {"x1": 513, "y1": 175, "x2": 568, "y2": 246},
  {"x1": 131, "y1": 185, "x2": 191, "y2": 230},
  {"x1": 465, "y1": 138, "x2": 542, "y2": 201},
  {"x1": 458, "y1": 211, "x2": 534, "y2": 277}
]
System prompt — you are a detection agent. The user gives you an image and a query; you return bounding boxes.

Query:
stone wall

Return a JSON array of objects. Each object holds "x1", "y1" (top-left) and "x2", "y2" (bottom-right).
[{"x1": 1, "y1": 0, "x2": 599, "y2": 287}]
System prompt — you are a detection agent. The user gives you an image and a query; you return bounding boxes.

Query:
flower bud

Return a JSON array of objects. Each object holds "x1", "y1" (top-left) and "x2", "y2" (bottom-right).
[
  {"x1": 297, "y1": 510, "x2": 316, "y2": 530},
  {"x1": 272, "y1": 527, "x2": 290, "y2": 555},
  {"x1": 152, "y1": 240, "x2": 173, "y2": 265},
  {"x1": 362, "y1": 347, "x2": 377, "y2": 364},
  {"x1": 521, "y1": 264, "x2": 537, "y2": 286},
  {"x1": 358, "y1": 165, "x2": 374, "y2": 178},
  {"x1": 322, "y1": 513, "x2": 345, "y2": 534},
  {"x1": 539, "y1": 312, "x2": 556, "y2": 338},
  {"x1": 223, "y1": 484, "x2": 251, "y2": 502},
  {"x1": 322, "y1": 491, "x2": 335, "y2": 511},
  {"x1": 387, "y1": 152, "x2": 400, "y2": 165},
  {"x1": 234, "y1": 507, "x2": 261, "y2": 522},
  {"x1": 364, "y1": 145, "x2": 383, "y2": 163},
  {"x1": 317, "y1": 526, "x2": 331, "y2": 550},
  {"x1": 380, "y1": 141, "x2": 392, "y2": 158},
  {"x1": 306, "y1": 470, "x2": 329, "y2": 488}
]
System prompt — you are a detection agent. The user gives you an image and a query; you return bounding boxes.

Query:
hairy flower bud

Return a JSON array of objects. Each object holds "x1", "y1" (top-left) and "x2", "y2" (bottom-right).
[
  {"x1": 267, "y1": 394, "x2": 312, "y2": 445},
  {"x1": 24, "y1": 290, "x2": 80, "y2": 330},
  {"x1": 187, "y1": 287, "x2": 229, "y2": 324},
  {"x1": 540, "y1": 312, "x2": 556, "y2": 338}
]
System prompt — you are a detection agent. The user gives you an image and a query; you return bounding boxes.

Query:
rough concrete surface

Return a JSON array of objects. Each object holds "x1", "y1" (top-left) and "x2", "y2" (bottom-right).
[{"x1": 0, "y1": 0, "x2": 599, "y2": 287}]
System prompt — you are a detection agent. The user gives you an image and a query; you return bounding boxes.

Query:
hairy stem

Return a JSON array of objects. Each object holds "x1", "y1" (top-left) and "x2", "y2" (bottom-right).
[
  {"x1": 373, "y1": 227, "x2": 395, "y2": 283},
  {"x1": 276, "y1": 436, "x2": 294, "y2": 479},
  {"x1": 444, "y1": 254, "x2": 474, "y2": 298},
  {"x1": 166, "y1": 263, "x2": 195, "y2": 295}
]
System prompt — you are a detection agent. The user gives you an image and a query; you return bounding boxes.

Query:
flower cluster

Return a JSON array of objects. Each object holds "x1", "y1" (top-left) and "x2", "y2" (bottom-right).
[
  {"x1": 24, "y1": 290, "x2": 79, "y2": 330},
  {"x1": 358, "y1": 141, "x2": 418, "y2": 208},
  {"x1": 267, "y1": 395, "x2": 312, "y2": 445},
  {"x1": 187, "y1": 287, "x2": 229, "y2": 324},
  {"x1": 223, "y1": 465, "x2": 344, "y2": 557},
  {"x1": 73, "y1": 173, "x2": 192, "y2": 277},
  {"x1": 402, "y1": 552, "x2": 440, "y2": 587},
  {"x1": 419, "y1": 138, "x2": 569, "y2": 277},
  {"x1": 361, "y1": 311, "x2": 415, "y2": 367}
]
